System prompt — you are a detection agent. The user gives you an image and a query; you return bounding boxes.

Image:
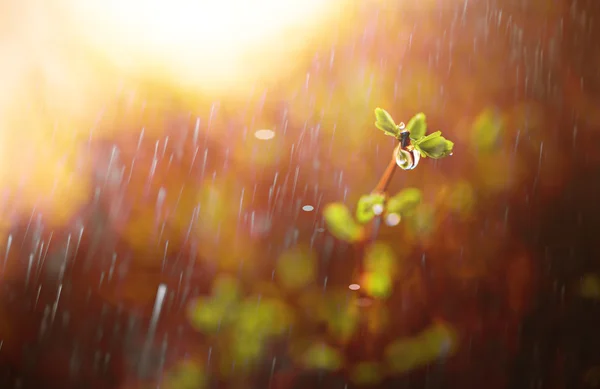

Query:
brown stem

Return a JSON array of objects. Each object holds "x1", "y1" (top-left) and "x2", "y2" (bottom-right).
[
  {"x1": 352, "y1": 147, "x2": 399, "y2": 285},
  {"x1": 372, "y1": 153, "x2": 398, "y2": 194}
]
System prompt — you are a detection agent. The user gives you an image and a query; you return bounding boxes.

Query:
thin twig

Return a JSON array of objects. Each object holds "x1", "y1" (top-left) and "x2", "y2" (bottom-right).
[{"x1": 372, "y1": 155, "x2": 398, "y2": 195}]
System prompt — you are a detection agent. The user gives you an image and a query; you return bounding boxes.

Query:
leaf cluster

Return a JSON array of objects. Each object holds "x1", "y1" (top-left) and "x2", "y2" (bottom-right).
[
  {"x1": 375, "y1": 108, "x2": 454, "y2": 159},
  {"x1": 323, "y1": 188, "x2": 422, "y2": 242}
]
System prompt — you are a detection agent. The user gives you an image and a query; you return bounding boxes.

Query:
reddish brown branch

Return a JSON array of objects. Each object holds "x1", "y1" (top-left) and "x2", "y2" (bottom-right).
[{"x1": 372, "y1": 154, "x2": 398, "y2": 195}]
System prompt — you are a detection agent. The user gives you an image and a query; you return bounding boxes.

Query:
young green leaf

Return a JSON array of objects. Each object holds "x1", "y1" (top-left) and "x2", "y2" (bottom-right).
[
  {"x1": 386, "y1": 188, "x2": 422, "y2": 217},
  {"x1": 405, "y1": 112, "x2": 427, "y2": 141},
  {"x1": 414, "y1": 131, "x2": 454, "y2": 158},
  {"x1": 324, "y1": 203, "x2": 365, "y2": 242},
  {"x1": 374, "y1": 108, "x2": 400, "y2": 137},
  {"x1": 356, "y1": 193, "x2": 386, "y2": 224}
]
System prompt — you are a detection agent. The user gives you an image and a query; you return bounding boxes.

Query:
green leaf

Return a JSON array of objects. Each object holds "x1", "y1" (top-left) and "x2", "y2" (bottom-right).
[
  {"x1": 406, "y1": 112, "x2": 427, "y2": 141},
  {"x1": 374, "y1": 108, "x2": 400, "y2": 137},
  {"x1": 385, "y1": 188, "x2": 422, "y2": 217},
  {"x1": 471, "y1": 109, "x2": 504, "y2": 152},
  {"x1": 414, "y1": 131, "x2": 454, "y2": 159},
  {"x1": 356, "y1": 193, "x2": 386, "y2": 224},
  {"x1": 323, "y1": 203, "x2": 365, "y2": 243}
]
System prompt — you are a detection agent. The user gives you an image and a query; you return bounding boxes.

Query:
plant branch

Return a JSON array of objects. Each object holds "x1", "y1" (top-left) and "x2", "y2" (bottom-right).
[{"x1": 372, "y1": 154, "x2": 398, "y2": 195}]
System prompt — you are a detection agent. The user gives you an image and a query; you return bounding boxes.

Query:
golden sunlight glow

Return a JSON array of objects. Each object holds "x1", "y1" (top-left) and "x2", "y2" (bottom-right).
[
  {"x1": 0, "y1": 0, "x2": 350, "y2": 228},
  {"x1": 63, "y1": 0, "x2": 348, "y2": 95}
]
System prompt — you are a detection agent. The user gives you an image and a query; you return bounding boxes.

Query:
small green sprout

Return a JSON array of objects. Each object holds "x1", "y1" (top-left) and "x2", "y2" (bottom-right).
[
  {"x1": 323, "y1": 107, "x2": 455, "y2": 305},
  {"x1": 375, "y1": 108, "x2": 454, "y2": 168}
]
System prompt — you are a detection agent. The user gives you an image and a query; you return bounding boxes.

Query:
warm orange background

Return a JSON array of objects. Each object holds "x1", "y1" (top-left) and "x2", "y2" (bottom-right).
[{"x1": 0, "y1": 1, "x2": 599, "y2": 388}]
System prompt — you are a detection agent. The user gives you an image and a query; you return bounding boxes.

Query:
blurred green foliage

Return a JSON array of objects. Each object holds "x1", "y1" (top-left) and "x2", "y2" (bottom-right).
[
  {"x1": 385, "y1": 322, "x2": 457, "y2": 374},
  {"x1": 362, "y1": 272, "x2": 394, "y2": 299},
  {"x1": 187, "y1": 276, "x2": 294, "y2": 369},
  {"x1": 362, "y1": 243, "x2": 399, "y2": 299},
  {"x1": 276, "y1": 247, "x2": 316, "y2": 291},
  {"x1": 471, "y1": 108, "x2": 504, "y2": 152},
  {"x1": 385, "y1": 188, "x2": 422, "y2": 219},
  {"x1": 350, "y1": 362, "x2": 384, "y2": 386},
  {"x1": 324, "y1": 188, "x2": 423, "y2": 243},
  {"x1": 580, "y1": 274, "x2": 600, "y2": 299},
  {"x1": 301, "y1": 343, "x2": 344, "y2": 371},
  {"x1": 164, "y1": 361, "x2": 207, "y2": 389},
  {"x1": 323, "y1": 203, "x2": 365, "y2": 242}
]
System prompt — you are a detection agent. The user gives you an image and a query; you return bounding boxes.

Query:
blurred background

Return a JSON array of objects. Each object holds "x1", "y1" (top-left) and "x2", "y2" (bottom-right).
[{"x1": 0, "y1": 0, "x2": 599, "y2": 388}]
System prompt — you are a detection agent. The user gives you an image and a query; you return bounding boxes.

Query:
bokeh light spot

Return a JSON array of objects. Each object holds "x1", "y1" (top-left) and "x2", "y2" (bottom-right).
[
  {"x1": 385, "y1": 213, "x2": 401, "y2": 226},
  {"x1": 349, "y1": 283, "x2": 361, "y2": 291},
  {"x1": 254, "y1": 129, "x2": 276, "y2": 140},
  {"x1": 302, "y1": 204, "x2": 314, "y2": 212}
]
